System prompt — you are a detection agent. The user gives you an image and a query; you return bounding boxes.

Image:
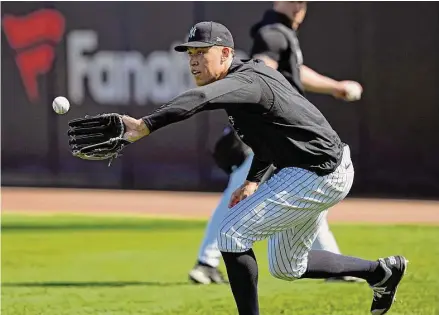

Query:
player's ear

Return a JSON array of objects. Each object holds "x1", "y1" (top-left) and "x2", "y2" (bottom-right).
[
  {"x1": 221, "y1": 47, "x2": 229, "y2": 58},
  {"x1": 221, "y1": 47, "x2": 232, "y2": 62}
]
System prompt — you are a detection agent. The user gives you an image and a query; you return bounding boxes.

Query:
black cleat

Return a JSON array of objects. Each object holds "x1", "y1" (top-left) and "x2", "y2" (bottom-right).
[
  {"x1": 370, "y1": 255, "x2": 408, "y2": 315},
  {"x1": 188, "y1": 262, "x2": 228, "y2": 285}
]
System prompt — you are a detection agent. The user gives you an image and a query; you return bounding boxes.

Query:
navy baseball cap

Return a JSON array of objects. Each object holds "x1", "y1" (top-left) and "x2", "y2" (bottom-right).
[{"x1": 174, "y1": 21, "x2": 234, "y2": 52}]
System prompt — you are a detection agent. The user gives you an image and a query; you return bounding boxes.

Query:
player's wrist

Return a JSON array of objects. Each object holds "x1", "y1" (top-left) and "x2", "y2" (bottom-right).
[
  {"x1": 136, "y1": 119, "x2": 150, "y2": 137},
  {"x1": 121, "y1": 116, "x2": 151, "y2": 143},
  {"x1": 333, "y1": 82, "x2": 342, "y2": 92},
  {"x1": 330, "y1": 81, "x2": 346, "y2": 98}
]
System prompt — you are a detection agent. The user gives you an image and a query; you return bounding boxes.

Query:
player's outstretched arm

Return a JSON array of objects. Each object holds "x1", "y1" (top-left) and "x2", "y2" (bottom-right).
[
  {"x1": 68, "y1": 79, "x2": 255, "y2": 161},
  {"x1": 300, "y1": 65, "x2": 363, "y2": 102},
  {"x1": 122, "y1": 76, "x2": 262, "y2": 143}
]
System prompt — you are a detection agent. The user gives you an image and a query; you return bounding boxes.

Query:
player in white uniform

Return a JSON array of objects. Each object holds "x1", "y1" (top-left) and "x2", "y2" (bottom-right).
[{"x1": 189, "y1": 1, "x2": 363, "y2": 284}]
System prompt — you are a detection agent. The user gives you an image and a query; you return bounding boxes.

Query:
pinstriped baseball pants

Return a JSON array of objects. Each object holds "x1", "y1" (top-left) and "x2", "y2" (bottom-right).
[{"x1": 217, "y1": 145, "x2": 354, "y2": 280}]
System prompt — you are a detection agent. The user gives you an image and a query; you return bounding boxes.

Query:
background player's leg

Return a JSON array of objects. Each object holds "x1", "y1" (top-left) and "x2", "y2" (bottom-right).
[
  {"x1": 311, "y1": 215, "x2": 341, "y2": 253},
  {"x1": 189, "y1": 154, "x2": 253, "y2": 284},
  {"x1": 311, "y1": 215, "x2": 363, "y2": 282},
  {"x1": 312, "y1": 216, "x2": 365, "y2": 282}
]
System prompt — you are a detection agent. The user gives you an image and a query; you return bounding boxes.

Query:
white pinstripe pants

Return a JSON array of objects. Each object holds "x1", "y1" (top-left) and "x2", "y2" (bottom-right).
[{"x1": 217, "y1": 145, "x2": 354, "y2": 280}]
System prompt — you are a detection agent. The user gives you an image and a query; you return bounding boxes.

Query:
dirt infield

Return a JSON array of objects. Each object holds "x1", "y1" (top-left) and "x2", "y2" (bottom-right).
[{"x1": 2, "y1": 187, "x2": 439, "y2": 224}]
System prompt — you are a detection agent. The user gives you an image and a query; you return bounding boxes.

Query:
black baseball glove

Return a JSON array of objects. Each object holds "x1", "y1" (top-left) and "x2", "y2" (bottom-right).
[
  {"x1": 212, "y1": 127, "x2": 251, "y2": 175},
  {"x1": 67, "y1": 113, "x2": 131, "y2": 166}
]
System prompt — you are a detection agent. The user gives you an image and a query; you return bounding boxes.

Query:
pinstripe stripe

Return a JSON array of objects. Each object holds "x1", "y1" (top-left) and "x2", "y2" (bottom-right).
[{"x1": 218, "y1": 146, "x2": 355, "y2": 280}]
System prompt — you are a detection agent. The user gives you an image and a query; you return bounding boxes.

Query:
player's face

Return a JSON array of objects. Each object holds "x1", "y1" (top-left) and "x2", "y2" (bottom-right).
[
  {"x1": 187, "y1": 46, "x2": 224, "y2": 86},
  {"x1": 294, "y1": 5, "x2": 307, "y2": 26},
  {"x1": 282, "y1": 1, "x2": 307, "y2": 29}
]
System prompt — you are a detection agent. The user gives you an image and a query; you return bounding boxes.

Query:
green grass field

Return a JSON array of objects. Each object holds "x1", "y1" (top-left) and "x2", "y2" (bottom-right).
[{"x1": 2, "y1": 214, "x2": 438, "y2": 315}]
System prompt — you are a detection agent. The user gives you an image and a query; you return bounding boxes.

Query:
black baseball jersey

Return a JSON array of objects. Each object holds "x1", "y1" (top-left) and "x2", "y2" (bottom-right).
[
  {"x1": 142, "y1": 59, "x2": 344, "y2": 182},
  {"x1": 250, "y1": 10, "x2": 304, "y2": 95},
  {"x1": 213, "y1": 11, "x2": 305, "y2": 178}
]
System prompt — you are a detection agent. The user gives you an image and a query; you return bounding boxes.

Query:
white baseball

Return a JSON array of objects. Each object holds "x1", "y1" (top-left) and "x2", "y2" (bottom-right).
[
  {"x1": 344, "y1": 82, "x2": 362, "y2": 101},
  {"x1": 52, "y1": 96, "x2": 70, "y2": 114}
]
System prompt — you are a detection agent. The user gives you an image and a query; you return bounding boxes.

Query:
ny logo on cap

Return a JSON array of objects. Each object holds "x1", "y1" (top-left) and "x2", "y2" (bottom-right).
[{"x1": 188, "y1": 26, "x2": 197, "y2": 39}]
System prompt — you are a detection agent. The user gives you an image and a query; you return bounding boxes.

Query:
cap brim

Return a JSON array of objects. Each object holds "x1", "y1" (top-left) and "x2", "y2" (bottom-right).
[{"x1": 174, "y1": 41, "x2": 214, "y2": 52}]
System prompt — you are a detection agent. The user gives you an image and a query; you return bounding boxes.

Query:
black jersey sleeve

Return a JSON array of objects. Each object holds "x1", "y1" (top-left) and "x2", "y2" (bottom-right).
[
  {"x1": 142, "y1": 74, "x2": 262, "y2": 133},
  {"x1": 246, "y1": 154, "x2": 273, "y2": 183},
  {"x1": 251, "y1": 28, "x2": 288, "y2": 63}
]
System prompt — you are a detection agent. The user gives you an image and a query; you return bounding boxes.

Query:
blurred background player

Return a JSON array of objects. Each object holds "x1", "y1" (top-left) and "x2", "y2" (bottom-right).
[
  {"x1": 189, "y1": 126, "x2": 253, "y2": 284},
  {"x1": 188, "y1": 1, "x2": 364, "y2": 284}
]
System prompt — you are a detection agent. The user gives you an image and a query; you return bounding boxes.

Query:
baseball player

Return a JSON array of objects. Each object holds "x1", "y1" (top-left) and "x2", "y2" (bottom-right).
[
  {"x1": 121, "y1": 21, "x2": 408, "y2": 315},
  {"x1": 189, "y1": 1, "x2": 363, "y2": 284}
]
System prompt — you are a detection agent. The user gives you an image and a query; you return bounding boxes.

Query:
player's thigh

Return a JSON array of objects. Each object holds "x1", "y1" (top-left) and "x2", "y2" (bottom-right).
[
  {"x1": 268, "y1": 210, "x2": 327, "y2": 280},
  {"x1": 217, "y1": 168, "x2": 321, "y2": 253},
  {"x1": 217, "y1": 181, "x2": 290, "y2": 252}
]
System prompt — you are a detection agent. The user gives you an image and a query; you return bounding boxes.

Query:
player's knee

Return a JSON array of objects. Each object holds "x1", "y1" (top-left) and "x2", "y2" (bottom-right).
[
  {"x1": 216, "y1": 221, "x2": 230, "y2": 252},
  {"x1": 216, "y1": 223, "x2": 252, "y2": 253},
  {"x1": 268, "y1": 259, "x2": 306, "y2": 281},
  {"x1": 268, "y1": 266, "x2": 300, "y2": 281},
  {"x1": 216, "y1": 226, "x2": 235, "y2": 252},
  {"x1": 216, "y1": 229, "x2": 228, "y2": 252}
]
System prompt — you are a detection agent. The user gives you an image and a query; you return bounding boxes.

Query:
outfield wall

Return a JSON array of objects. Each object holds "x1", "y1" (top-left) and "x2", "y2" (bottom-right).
[{"x1": 2, "y1": 2, "x2": 439, "y2": 199}]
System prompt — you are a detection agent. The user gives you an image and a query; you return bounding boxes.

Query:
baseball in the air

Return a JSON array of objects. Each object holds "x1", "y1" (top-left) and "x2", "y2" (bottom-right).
[
  {"x1": 52, "y1": 96, "x2": 70, "y2": 114},
  {"x1": 344, "y1": 82, "x2": 363, "y2": 101}
]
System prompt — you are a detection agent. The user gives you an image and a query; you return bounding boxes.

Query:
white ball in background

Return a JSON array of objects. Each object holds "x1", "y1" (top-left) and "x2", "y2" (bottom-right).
[
  {"x1": 344, "y1": 82, "x2": 363, "y2": 101},
  {"x1": 52, "y1": 96, "x2": 70, "y2": 115}
]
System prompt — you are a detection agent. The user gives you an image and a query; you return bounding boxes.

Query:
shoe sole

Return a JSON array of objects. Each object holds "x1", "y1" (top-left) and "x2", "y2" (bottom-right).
[
  {"x1": 325, "y1": 277, "x2": 365, "y2": 283},
  {"x1": 188, "y1": 269, "x2": 212, "y2": 285},
  {"x1": 371, "y1": 256, "x2": 409, "y2": 315}
]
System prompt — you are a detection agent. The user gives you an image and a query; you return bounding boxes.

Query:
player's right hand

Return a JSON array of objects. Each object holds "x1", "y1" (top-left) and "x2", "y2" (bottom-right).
[
  {"x1": 122, "y1": 115, "x2": 150, "y2": 142},
  {"x1": 332, "y1": 81, "x2": 363, "y2": 102},
  {"x1": 229, "y1": 181, "x2": 259, "y2": 208}
]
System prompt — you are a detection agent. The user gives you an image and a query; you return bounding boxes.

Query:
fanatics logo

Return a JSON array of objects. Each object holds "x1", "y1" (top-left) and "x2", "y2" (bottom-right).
[{"x1": 2, "y1": 9, "x2": 65, "y2": 102}]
